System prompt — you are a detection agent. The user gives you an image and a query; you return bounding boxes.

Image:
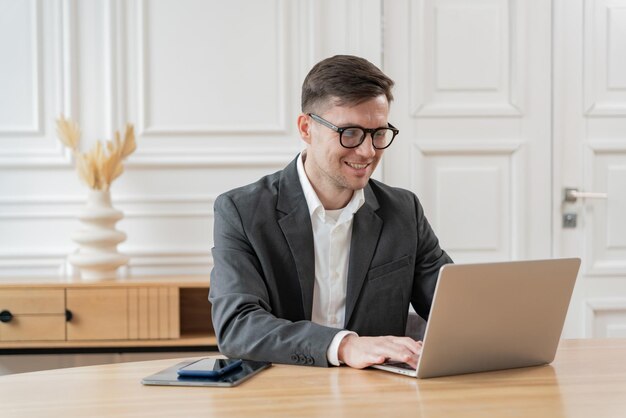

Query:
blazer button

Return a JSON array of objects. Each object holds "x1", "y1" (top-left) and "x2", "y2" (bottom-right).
[
  {"x1": 298, "y1": 354, "x2": 307, "y2": 364},
  {"x1": 306, "y1": 357, "x2": 314, "y2": 365},
  {"x1": 290, "y1": 354, "x2": 299, "y2": 363}
]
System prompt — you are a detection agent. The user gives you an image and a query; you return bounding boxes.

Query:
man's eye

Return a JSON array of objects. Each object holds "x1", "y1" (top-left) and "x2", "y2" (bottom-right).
[
  {"x1": 342, "y1": 129, "x2": 360, "y2": 138},
  {"x1": 373, "y1": 130, "x2": 386, "y2": 139}
]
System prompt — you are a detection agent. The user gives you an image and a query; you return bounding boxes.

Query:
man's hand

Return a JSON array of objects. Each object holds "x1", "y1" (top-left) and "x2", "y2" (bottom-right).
[{"x1": 337, "y1": 334, "x2": 423, "y2": 369}]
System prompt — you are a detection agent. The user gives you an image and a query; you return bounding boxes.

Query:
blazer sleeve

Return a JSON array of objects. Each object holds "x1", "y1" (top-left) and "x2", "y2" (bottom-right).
[
  {"x1": 410, "y1": 194, "x2": 454, "y2": 320},
  {"x1": 209, "y1": 194, "x2": 340, "y2": 367}
]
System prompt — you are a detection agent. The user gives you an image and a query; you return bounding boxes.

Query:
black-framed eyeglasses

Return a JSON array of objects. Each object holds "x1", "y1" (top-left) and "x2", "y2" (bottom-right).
[{"x1": 308, "y1": 113, "x2": 399, "y2": 149}]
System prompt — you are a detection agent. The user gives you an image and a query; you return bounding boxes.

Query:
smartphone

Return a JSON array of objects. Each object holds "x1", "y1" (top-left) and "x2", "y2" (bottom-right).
[{"x1": 177, "y1": 358, "x2": 243, "y2": 378}]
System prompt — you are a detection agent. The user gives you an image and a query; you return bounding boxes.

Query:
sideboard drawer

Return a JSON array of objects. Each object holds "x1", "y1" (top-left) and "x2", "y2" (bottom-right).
[
  {"x1": 0, "y1": 289, "x2": 65, "y2": 314},
  {"x1": 0, "y1": 315, "x2": 66, "y2": 341},
  {"x1": 0, "y1": 288, "x2": 66, "y2": 342}
]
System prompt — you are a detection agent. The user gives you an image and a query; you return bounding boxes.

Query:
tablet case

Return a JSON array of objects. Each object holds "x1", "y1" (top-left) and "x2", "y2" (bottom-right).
[{"x1": 142, "y1": 359, "x2": 271, "y2": 387}]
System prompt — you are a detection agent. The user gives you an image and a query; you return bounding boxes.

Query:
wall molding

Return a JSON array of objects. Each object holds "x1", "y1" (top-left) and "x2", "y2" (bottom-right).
[
  {"x1": 0, "y1": 194, "x2": 216, "y2": 220},
  {"x1": 0, "y1": 249, "x2": 213, "y2": 277},
  {"x1": 413, "y1": 139, "x2": 523, "y2": 155},
  {"x1": 581, "y1": 143, "x2": 626, "y2": 277},
  {"x1": 136, "y1": 0, "x2": 289, "y2": 136},
  {"x1": 583, "y1": 0, "x2": 626, "y2": 116},
  {"x1": 585, "y1": 260, "x2": 626, "y2": 277},
  {"x1": 410, "y1": 139, "x2": 524, "y2": 261},
  {"x1": 127, "y1": 146, "x2": 299, "y2": 167},
  {"x1": 409, "y1": 0, "x2": 525, "y2": 118},
  {"x1": 0, "y1": 146, "x2": 73, "y2": 167},
  {"x1": 0, "y1": 0, "x2": 74, "y2": 166},
  {"x1": 0, "y1": 0, "x2": 42, "y2": 134},
  {"x1": 59, "y1": 0, "x2": 78, "y2": 119},
  {"x1": 587, "y1": 141, "x2": 626, "y2": 152},
  {"x1": 585, "y1": 298, "x2": 626, "y2": 337}
]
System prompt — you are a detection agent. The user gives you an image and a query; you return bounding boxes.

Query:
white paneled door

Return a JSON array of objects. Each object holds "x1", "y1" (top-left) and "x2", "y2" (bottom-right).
[
  {"x1": 555, "y1": 0, "x2": 626, "y2": 338},
  {"x1": 383, "y1": 0, "x2": 552, "y2": 262},
  {"x1": 384, "y1": 0, "x2": 626, "y2": 338}
]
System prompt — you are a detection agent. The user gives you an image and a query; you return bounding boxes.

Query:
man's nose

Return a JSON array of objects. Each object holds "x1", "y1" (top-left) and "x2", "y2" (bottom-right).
[{"x1": 354, "y1": 133, "x2": 377, "y2": 157}]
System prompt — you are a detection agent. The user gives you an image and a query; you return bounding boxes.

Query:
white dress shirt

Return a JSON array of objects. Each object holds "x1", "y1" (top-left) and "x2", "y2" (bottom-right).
[{"x1": 296, "y1": 152, "x2": 364, "y2": 365}]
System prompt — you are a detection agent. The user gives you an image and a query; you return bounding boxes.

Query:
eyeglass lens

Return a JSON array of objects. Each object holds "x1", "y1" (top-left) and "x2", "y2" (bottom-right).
[{"x1": 341, "y1": 128, "x2": 395, "y2": 149}]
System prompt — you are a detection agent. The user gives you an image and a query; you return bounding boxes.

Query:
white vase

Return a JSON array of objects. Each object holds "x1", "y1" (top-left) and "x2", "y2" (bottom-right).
[{"x1": 68, "y1": 189, "x2": 129, "y2": 280}]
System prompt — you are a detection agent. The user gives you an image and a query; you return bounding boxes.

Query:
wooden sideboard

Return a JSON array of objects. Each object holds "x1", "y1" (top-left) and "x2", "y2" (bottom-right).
[{"x1": 0, "y1": 276, "x2": 214, "y2": 350}]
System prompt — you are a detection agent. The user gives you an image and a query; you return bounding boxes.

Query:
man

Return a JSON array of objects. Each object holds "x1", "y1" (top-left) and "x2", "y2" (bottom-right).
[{"x1": 209, "y1": 55, "x2": 452, "y2": 369}]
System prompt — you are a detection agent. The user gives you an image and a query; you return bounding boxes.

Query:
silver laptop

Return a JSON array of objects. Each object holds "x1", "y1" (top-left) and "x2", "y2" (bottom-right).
[{"x1": 373, "y1": 258, "x2": 581, "y2": 378}]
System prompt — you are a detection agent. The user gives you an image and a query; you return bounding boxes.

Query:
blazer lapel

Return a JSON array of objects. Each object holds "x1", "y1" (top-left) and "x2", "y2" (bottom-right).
[
  {"x1": 277, "y1": 159, "x2": 315, "y2": 320},
  {"x1": 344, "y1": 184, "x2": 382, "y2": 327}
]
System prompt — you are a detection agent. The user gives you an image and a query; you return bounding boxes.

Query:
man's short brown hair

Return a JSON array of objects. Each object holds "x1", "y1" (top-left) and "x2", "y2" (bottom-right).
[{"x1": 301, "y1": 55, "x2": 395, "y2": 113}]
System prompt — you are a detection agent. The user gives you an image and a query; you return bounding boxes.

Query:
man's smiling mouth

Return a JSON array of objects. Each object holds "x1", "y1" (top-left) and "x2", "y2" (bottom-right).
[{"x1": 346, "y1": 162, "x2": 369, "y2": 169}]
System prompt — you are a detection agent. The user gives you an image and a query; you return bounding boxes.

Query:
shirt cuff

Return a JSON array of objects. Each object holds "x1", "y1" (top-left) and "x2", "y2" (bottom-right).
[{"x1": 327, "y1": 330, "x2": 358, "y2": 366}]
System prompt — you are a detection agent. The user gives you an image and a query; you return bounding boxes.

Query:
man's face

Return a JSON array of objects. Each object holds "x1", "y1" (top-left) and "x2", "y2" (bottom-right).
[{"x1": 300, "y1": 95, "x2": 389, "y2": 207}]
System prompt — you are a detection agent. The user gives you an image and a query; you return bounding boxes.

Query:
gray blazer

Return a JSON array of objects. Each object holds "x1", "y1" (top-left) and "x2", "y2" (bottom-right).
[{"x1": 209, "y1": 157, "x2": 452, "y2": 367}]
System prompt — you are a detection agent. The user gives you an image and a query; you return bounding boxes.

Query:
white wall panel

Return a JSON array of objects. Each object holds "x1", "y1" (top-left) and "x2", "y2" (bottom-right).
[
  {"x1": 0, "y1": 194, "x2": 216, "y2": 276},
  {"x1": 586, "y1": 299, "x2": 626, "y2": 337},
  {"x1": 139, "y1": 0, "x2": 286, "y2": 134},
  {"x1": 588, "y1": 118, "x2": 626, "y2": 140},
  {"x1": 0, "y1": 0, "x2": 383, "y2": 277},
  {"x1": 0, "y1": 0, "x2": 40, "y2": 133},
  {"x1": 75, "y1": 0, "x2": 118, "y2": 143},
  {"x1": 608, "y1": 7, "x2": 626, "y2": 88},
  {"x1": 126, "y1": 0, "x2": 301, "y2": 166},
  {"x1": 435, "y1": 5, "x2": 500, "y2": 90},
  {"x1": 437, "y1": 167, "x2": 503, "y2": 251},
  {"x1": 409, "y1": 0, "x2": 524, "y2": 117},
  {"x1": 606, "y1": 167, "x2": 626, "y2": 248},
  {"x1": 0, "y1": 0, "x2": 71, "y2": 165},
  {"x1": 307, "y1": 0, "x2": 382, "y2": 65},
  {"x1": 119, "y1": 216, "x2": 213, "y2": 252},
  {"x1": 584, "y1": 145, "x2": 626, "y2": 275},
  {"x1": 0, "y1": 218, "x2": 76, "y2": 252},
  {"x1": 413, "y1": 142, "x2": 517, "y2": 262},
  {"x1": 584, "y1": 0, "x2": 626, "y2": 116}
]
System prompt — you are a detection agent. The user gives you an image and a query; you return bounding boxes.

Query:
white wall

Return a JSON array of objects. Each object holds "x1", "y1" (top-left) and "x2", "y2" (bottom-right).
[
  {"x1": 0, "y1": 0, "x2": 382, "y2": 278},
  {"x1": 3, "y1": 0, "x2": 625, "y2": 342}
]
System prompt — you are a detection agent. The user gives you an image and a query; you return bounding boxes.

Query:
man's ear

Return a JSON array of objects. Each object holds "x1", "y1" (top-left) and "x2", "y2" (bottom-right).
[{"x1": 297, "y1": 113, "x2": 312, "y2": 145}]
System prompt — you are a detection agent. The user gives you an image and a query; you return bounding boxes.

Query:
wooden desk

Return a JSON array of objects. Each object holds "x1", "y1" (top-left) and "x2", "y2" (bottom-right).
[{"x1": 1, "y1": 339, "x2": 625, "y2": 418}]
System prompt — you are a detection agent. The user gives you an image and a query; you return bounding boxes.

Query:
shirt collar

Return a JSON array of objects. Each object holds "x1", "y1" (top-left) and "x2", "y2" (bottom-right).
[{"x1": 296, "y1": 152, "x2": 365, "y2": 223}]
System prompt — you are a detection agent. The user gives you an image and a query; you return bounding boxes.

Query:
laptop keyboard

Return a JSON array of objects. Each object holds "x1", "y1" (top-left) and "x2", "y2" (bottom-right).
[{"x1": 382, "y1": 361, "x2": 415, "y2": 370}]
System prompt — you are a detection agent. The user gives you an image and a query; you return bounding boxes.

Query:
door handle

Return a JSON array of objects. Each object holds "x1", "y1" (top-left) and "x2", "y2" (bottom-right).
[{"x1": 564, "y1": 188, "x2": 608, "y2": 203}]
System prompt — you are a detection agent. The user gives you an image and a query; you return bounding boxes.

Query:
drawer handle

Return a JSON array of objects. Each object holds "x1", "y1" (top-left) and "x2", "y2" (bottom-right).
[
  {"x1": 65, "y1": 309, "x2": 73, "y2": 322},
  {"x1": 0, "y1": 310, "x2": 13, "y2": 323}
]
